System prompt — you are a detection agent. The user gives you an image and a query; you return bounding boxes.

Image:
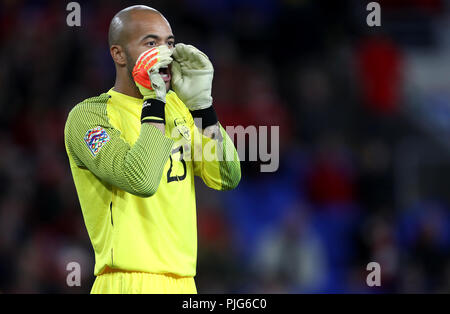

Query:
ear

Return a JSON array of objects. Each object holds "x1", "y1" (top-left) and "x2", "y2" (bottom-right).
[{"x1": 110, "y1": 45, "x2": 127, "y2": 66}]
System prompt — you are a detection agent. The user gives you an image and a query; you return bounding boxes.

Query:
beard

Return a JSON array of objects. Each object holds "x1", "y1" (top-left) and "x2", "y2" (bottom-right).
[{"x1": 125, "y1": 48, "x2": 136, "y2": 83}]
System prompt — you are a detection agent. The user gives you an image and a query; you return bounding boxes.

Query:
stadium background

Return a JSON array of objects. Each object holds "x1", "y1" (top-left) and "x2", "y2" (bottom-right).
[{"x1": 1, "y1": 0, "x2": 450, "y2": 293}]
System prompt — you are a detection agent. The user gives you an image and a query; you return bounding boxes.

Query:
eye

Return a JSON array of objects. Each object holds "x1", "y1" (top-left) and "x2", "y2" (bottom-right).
[
  {"x1": 146, "y1": 41, "x2": 156, "y2": 47},
  {"x1": 167, "y1": 41, "x2": 175, "y2": 47}
]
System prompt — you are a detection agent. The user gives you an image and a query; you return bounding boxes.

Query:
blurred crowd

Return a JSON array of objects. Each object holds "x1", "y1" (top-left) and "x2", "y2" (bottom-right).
[{"x1": 0, "y1": 0, "x2": 449, "y2": 293}]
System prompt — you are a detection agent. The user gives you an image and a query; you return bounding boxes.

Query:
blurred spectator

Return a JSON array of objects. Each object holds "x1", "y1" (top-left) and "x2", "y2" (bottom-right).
[
  {"x1": 252, "y1": 204, "x2": 328, "y2": 293},
  {"x1": 356, "y1": 139, "x2": 394, "y2": 212},
  {"x1": 355, "y1": 34, "x2": 404, "y2": 116},
  {"x1": 306, "y1": 132, "x2": 356, "y2": 207}
]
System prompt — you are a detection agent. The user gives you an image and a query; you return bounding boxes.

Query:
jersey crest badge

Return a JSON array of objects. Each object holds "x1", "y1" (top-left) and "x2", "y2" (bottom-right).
[{"x1": 174, "y1": 118, "x2": 191, "y2": 142}]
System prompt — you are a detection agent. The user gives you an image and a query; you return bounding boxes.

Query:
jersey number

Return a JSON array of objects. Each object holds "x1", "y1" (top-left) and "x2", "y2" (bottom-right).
[{"x1": 167, "y1": 145, "x2": 186, "y2": 183}]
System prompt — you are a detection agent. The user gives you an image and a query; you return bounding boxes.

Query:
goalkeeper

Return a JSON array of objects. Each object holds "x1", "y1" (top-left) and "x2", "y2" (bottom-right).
[{"x1": 64, "y1": 5, "x2": 241, "y2": 294}]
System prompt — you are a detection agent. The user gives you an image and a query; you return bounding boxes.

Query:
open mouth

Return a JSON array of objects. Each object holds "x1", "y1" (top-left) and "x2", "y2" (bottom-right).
[{"x1": 159, "y1": 66, "x2": 171, "y2": 83}]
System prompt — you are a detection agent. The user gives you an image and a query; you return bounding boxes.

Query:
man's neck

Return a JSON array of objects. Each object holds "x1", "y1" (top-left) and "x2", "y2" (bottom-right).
[{"x1": 113, "y1": 77, "x2": 142, "y2": 99}]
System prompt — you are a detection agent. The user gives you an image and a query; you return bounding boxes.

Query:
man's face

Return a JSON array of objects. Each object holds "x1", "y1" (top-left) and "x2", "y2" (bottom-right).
[{"x1": 124, "y1": 11, "x2": 174, "y2": 91}]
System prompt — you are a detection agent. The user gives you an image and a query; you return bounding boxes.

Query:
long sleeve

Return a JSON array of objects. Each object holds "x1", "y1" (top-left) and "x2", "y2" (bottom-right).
[
  {"x1": 64, "y1": 96, "x2": 174, "y2": 198},
  {"x1": 192, "y1": 123, "x2": 241, "y2": 191}
]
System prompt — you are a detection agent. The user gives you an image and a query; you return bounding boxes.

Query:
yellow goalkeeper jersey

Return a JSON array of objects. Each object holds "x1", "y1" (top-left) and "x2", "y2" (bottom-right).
[{"x1": 64, "y1": 88, "x2": 240, "y2": 277}]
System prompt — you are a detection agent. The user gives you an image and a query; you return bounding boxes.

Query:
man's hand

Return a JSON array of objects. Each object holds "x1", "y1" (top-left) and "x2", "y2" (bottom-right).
[
  {"x1": 133, "y1": 45, "x2": 173, "y2": 133},
  {"x1": 132, "y1": 45, "x2": 173, "y2": 103},
  {"x1": 171, "y1": 43, "x2": 214, "y2": 111}
]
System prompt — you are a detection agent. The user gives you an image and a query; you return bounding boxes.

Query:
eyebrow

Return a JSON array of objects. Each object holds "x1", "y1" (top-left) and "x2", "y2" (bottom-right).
[{"x1": 140, "y1": 34, "x2": 175, "y2": 42}]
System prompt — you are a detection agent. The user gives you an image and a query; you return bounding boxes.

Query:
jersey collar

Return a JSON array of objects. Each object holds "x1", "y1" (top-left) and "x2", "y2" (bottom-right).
[
  {"x1": 107, "y1": 88, "x2": 175, "y2": 106},
  {"x1": 107, "y1": 88, "x2": 143, "y2": 107}
]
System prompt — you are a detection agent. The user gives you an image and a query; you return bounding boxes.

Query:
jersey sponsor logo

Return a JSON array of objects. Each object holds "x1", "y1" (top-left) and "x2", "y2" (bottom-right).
[{"x1": 84, "y1": 126, "x2": 110, "y2": 157}]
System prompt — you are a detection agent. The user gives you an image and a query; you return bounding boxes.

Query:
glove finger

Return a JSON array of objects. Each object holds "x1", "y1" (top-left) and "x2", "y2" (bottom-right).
[
  {"x1": 176, "y1": 44, "x2": 208, "y2": 62},
  {"x1": 173, "y1": 43, "x2": 189, "y2": 62},
  {"x1": 136, "y1": 47, "x2": 158, "y2": 64},
  {"x1": 155, "y1": 57, "x2": 173, "y2": 71},
  {"x1": 137, "y1": 51, "x2": 163, "y2": 73},
  {"x1": 158, "y1": 51, "x2": 173, "y2": 63},
  {"x1": 149, "y1": 71, "x2": 166, "y2": 98},
  {"x1": 186, "y1": 44, "x2": 211, "y2": 61},
  {"x1": 138, "y1": 49, "x2": 160, "y2": 69},
  {"x1": 143, "y1": 55, "x2": 161, "y2": 71},
  {"x1": 172, "y1": 43, "x2": 183, "y2": 59},
  {"x1": 135, "y1": 46, "x2": 171, "y2": 71},
  {"x1": 149, "y1": 71, "x2": 165, "y2": 86},
  {"x1": 134, "y1": 48, "x2": 158, "y2": 74},
  {"x1": 186, "y1": 47, "x2": 212, "y2": 70},
  {"x1": 156, "y1": 45, "x2": 173, "y2": 66},
  {"x1": 157, "y1": 44, "x2": 173, "y2": 56},
  {"x1": 185, "y1": 44, "x2": 208, "y2": 58},
  {"x1": 153, "y1": 56, "x2": 173, "y2": 72},
  {"x1": 174, "y1": 44, "x2": 212, "y2": 70},
  {"x1": 170, "y1": 60, "x2": 182, "y2": 82}
]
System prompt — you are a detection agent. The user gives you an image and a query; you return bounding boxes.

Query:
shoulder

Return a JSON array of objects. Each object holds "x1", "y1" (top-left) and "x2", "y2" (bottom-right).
[{"x1": 66, "y1": 93, "x2": 112, "y2": 125}]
